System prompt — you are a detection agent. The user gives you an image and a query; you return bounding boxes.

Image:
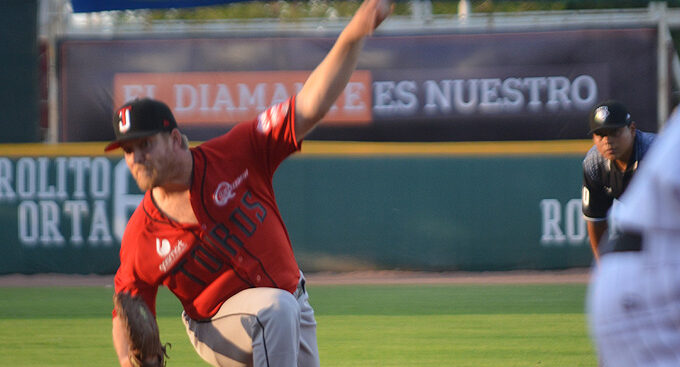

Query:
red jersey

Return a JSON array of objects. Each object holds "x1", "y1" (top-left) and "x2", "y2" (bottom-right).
[{"x1": 114, "y1": 98, "x2": 301, "y2": 320}]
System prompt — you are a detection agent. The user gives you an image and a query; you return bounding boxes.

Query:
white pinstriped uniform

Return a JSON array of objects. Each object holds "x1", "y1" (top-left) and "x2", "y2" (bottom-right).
[{"x1": 587, "y1": 110, "x2": 680, "y2": 366}]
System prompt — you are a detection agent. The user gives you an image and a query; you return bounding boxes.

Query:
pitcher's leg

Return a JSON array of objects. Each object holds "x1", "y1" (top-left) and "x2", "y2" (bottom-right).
[
  {"x1": 183, "y1": 310, "x2": 252, "y2": 367},
  {"x1": 183, "y1": 287, "x2": 302, "y2": 367},
  {"x1": 250, "y1": 289, "x2": 301, "y2": 367},
  {"x1": 296, "y1": 290, "x2": 320, "y2": 367}
]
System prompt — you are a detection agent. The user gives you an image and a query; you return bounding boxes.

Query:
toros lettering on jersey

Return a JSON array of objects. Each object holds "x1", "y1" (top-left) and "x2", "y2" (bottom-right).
[{"x1": 173, "y1": 191, "x2": 268, "y2": 285}]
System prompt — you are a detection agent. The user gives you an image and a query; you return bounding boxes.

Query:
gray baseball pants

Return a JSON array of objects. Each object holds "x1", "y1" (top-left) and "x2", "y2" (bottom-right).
[{"x1": 182, "y1": 272, "x2": 319, "y2": 367}]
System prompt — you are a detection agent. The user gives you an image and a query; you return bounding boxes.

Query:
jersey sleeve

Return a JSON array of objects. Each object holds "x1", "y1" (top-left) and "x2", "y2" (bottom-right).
[
  {"x1": 252, "y1": 96, "x2": 301, "y2": 175},
  {"x1": 582, "y1": 161, "x2": 612, "y2": 221},
  {"x1": 197, "y1": 97, "x2": 300, "y2": 178},
  {"x1": 112, "y1": 215, "x2": 159, "y2": 318}
]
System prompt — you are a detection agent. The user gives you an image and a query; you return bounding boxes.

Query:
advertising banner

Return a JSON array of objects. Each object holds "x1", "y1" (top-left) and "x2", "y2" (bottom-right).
[
  {"x1": 59, "y1": 28, "x2": 659, "y2": 143},
  {"x1": 113, "y1": 71, "x2": 373, "y2": 125}
]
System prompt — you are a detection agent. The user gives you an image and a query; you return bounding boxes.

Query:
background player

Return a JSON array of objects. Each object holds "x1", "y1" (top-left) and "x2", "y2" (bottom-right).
[
  {"x1": 107, "y1": 1, "x2": 392, "y2": 366},
  {"x1": 581, "y1": 100, "x2": 655, "y2": 261},
  {"x1": 587, "y1": 108, "x2": 680, "y2": 366}
]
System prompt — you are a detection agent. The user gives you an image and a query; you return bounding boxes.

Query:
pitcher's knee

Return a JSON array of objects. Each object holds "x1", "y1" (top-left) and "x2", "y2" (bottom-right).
[{"x1": 260, "y1": 290, "x2": 300, "y2": 321}]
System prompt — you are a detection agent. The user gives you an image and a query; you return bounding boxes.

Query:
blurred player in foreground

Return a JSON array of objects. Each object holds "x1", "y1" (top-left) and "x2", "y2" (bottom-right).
[
  {"x1": 587, "y1": 108, "x2": 680, "y2": 366},
  {"x1": 581, "y1": 100, "x2": 655, "y2": 261},
  {"x1": 106, "y1": 1, "x2": 392, "y2": 366}
]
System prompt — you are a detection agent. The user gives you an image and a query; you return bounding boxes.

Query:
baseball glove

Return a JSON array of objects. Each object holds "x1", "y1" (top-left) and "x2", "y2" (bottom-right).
[{"x1": 113, "y1": 292, "x2": 170, "y2": 367}]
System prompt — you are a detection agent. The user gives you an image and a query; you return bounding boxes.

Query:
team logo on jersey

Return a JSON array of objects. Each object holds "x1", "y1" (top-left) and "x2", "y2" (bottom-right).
[
  {"x1": 594, "y1": 106, "x2": 609, "y2": 124},
  {"x1": 158, "y1": 239, "x2": 188, "y2": 273},
  {"x1": 213, "y1": 169, "x2": 249, "y2": 206},
  {"x1": 118, "y1": 106, "x2": 132, "y2": 134},
  {"x1": 156, "y1": 238, "x2": 171, "y2": 257},
  {"x1": 257, "y1": 102, "x2": 288, "y2": 134}
]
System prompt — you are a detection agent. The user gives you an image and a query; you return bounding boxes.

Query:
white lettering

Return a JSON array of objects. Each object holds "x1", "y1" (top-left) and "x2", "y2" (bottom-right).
[
  {"x1": 69, "y1": 158, "x2": 90, "y2": 200},
  {"x1": 540, "y1": 199, "x2": 566, "y2": 245},
  {"x1": 540, "y1": 198, "x2": 589, "y2": 246},
  {"x1": 343, "y1": 82, "x2": 366, "y2": 112},
  {"x1": 18, "y1": 201, "x2": 39, "y2": 246},
  {"x1": 373, "y1": 81, "x2": 397, "y2": 114},
  {"x1": 159, "y1": 239, "x2": 188, "y2": 273},
  {"x1": 90, "y1": 158, "x2": 111, "y2": 199},
  {"x1": 546, "y1": 76, "x2": 571, "y2": 112},
  {"x1": 40, "y1": 200, "x2": 64, "y2": 246},
  {"x1": 394, "y1": 81, "x2": 418, "y2": 114},
  {"x1": 213, "y1": 84, "x2": 236, "y2": 112},
  {"x1": 380, "y1": 74, "x2": 598, "y2": 117},
  {"x1": 55, "y1": 157, "x2": 68, "y2": 200},
  {"x1": 173, "y1": 83, "x2": 299, "y2": 115},
  {"x1": 523, "y1": 77, "x2": 547, "y2": 112},
  {"x1": 501, "y1": 78, "x2": 524, "y2": 113},
  {"x1": 479, "y1": 78, "x2": 502, "y2": 113},
  {"x1": 199, "y1": 84, "x2": 211, "y2": 112},
  {"x1": 38, "y1": 157, "x2": 56, "y2": 199},
  {"x1": 4, "y1": 157, "x2": 139, "y2": 248},
  {"x1": 452, "y1": 79, "x2": 478, "y2": 114},
  {"x1": 424, "y1": 80, "x2": 453, "y2": 114},
  {"x1": 63, "y1": 200, "x2": 88, "y2": 245},
  {"x1": 88, "y1": 200, "x2": 113, "y2": 245},
  {"x1": 571, "y1": 75, "x2": 598, "y2": 109},
  {"x1": 174, "y1": 84, "x2": 198, "y2": 113},
  {"x1": 565, "y1": 198, "x2": 586, "y2": 244},
  {"x1": 214, "y1": 169, "x2": 249, "y2": 206},
  {"x1": 238, "y1": 83, "x2": 266, "y2": 111},
  {"x1": 271, "y1": 83, "x2": 290, "y2": 106},
  {"x1": 0, "y1": 158, "x2": 16, "y2": 201},
  {"x1": 122, "y1": 84, "x2": 156, "y2": 101},
  {"x1": 16, "y1": 158, "x2": 36, "y2": 199}
]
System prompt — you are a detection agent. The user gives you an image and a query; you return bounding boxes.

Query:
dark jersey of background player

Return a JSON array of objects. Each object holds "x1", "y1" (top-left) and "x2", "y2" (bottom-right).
[{"x1": 581, "y1": 100, "x2": 655, "y2": 261}]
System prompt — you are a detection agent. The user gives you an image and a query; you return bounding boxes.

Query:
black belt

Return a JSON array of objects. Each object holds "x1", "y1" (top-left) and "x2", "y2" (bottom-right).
[
  {"x1": 599, "y1": 231, "x2": 643, "y2": 256},
  {"x1": 293, "y1": 278, "x2": 306, "y2": 299}
]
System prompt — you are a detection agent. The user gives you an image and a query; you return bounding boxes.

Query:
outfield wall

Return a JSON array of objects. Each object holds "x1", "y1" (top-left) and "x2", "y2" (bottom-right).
[{"x1": 0, "y1": 141, "x2": 593, "y2": 274}]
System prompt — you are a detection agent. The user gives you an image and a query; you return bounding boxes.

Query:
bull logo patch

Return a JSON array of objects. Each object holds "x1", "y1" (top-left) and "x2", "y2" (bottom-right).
[{"x1": 594, "y1": 106, "x2": 609, "y2": 124}]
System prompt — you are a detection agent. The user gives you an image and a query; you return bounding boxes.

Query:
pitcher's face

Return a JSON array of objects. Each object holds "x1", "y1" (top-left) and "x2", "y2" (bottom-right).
[{"x1": 120, "y1": 133, "x2": 174, "y2": 191}]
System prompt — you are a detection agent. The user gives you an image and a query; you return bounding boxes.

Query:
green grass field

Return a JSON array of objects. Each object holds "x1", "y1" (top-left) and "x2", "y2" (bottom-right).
[{"x1": 0, "y1": 283, "x2": 596, "y2": 366}]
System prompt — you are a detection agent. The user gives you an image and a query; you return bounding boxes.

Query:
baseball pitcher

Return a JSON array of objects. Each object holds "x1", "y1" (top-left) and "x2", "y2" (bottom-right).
[{"x1": 107, "y1": 1, "x2": 393, "y2": 366}]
